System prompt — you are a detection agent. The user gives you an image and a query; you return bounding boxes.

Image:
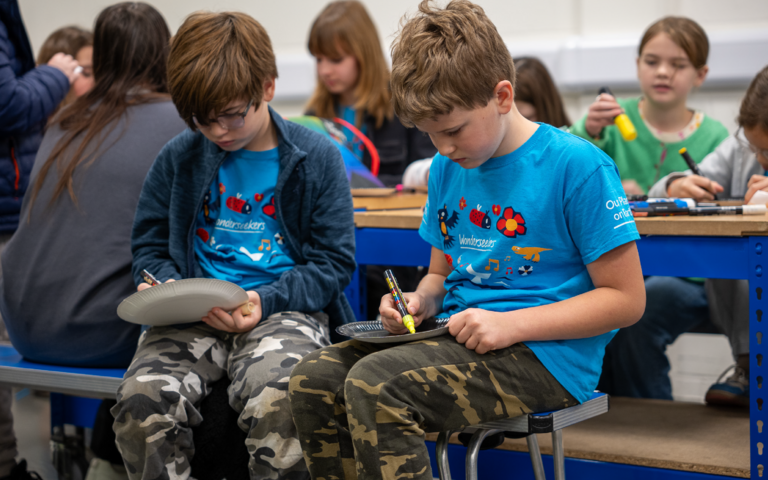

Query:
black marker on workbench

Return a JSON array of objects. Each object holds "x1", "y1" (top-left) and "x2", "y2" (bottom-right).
[{"x1": 678, "y1": 147, "x2": 717, "y2": 200}]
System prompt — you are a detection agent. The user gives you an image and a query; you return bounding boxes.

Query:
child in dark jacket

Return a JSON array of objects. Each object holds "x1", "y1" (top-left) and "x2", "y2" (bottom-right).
[
  {"x1": 110, "y1": 11, "x2": 356, "y2": 480},
  {"x1": 305, "y1": 0, "x2": 436, "y2": 187}
]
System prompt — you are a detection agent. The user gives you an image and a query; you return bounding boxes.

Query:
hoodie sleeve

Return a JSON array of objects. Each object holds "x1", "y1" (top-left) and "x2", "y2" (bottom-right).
[
  {"x1": 0, "y1": 21, "x2": 69, "y2": 135},
  {"x1": 254, "y1": 141, "x2": 356, "y2": 318}
]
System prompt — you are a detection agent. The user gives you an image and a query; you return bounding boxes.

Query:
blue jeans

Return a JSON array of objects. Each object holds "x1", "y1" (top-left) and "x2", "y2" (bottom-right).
[{"x1": 597, "y1": 276, "x2": 709, "y2": 399}]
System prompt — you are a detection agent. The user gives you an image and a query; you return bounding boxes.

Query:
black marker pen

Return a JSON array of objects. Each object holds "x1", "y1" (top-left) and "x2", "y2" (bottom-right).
[{"x1": 679, "y1": 147, "x2": 717, "y2": 200}]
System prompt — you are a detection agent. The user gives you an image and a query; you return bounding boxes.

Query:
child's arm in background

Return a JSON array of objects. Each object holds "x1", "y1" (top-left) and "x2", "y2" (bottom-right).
[
  {"x1": 656, "y1": 135, "x2": 739, "y2": 200},
  {"x1": 131, "y1": 141, "x2": 184, "y2": 285},
  {"x1": 401, "y1": 157, "x2": 433, "y2": 187},
  {"x1": 379, "y1": 246, "x2": 449, "y2": 334},
  {"x1": 449, "y1": 241, "x2": 645, "y2": 354},
  {"x1": 746, "y1": 174, "x2": 768, "y2": 204}
]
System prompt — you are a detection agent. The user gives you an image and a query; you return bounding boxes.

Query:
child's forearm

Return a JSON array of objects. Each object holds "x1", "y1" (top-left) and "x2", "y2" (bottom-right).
[
  {"x1": 496, "y1": 284, "x2": 644, "y2": 343},
  {"x1": 414, "y1": 272, "x2": 448, "y2": 319}
]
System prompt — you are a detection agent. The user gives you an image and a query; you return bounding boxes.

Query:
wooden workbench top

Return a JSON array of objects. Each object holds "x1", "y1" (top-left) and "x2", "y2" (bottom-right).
[{"x1": 354, "y1": 208, "x2": 768, "y2": 237}]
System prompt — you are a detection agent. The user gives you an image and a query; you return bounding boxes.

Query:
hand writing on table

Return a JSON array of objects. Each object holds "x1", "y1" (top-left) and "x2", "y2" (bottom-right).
[
  {"x1": 667, "y1": 175, "x2": 723, "y2": 201},
  {"x1": 202, "y1": 290, "x2": 262, "y2": 333},
  {"x1": 745, "y1": 174, "x2": 768, "y2": 204},
  {"x1": 448, "y1": 309, "x2": 516, "y2": 355},
  {"x1": 137, "y1": 278, "x2": 175, "y2": 292},
  {"x1": 380, "y1": 292, "x2": 426, "y2": 334}
]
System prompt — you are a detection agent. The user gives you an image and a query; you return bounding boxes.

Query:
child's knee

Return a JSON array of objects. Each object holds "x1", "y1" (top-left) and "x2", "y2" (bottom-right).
[
  {"x1": 289, "y1": 347, "x2": 346, "y2": 400},
  {"x1": 344, "y1": 355, "x2": 398, "y2": 402}
]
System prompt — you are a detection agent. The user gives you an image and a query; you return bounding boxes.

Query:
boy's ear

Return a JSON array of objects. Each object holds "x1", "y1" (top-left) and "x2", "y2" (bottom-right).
[
  {"x1": 694, "y1": 65, "x2": 709, "y2": 88},
  {"x1": 262, "y1": 77, "x2": 276, "y2": 103},
  {"x1": 494, "y1": 80, "x2": 514, "y2": 114}
]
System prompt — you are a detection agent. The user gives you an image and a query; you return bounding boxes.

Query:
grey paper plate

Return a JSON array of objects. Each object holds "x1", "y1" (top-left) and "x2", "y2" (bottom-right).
[
  {"x1": 336, "y1": 317, "x2": 450, "y2": 343},
  {"x1": 117, "y1": 278, "x2": 248, "y2": 326}
]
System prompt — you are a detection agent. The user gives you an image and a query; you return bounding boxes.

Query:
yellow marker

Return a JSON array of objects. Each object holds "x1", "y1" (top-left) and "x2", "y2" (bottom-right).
[
  {"x1": 614, "y1": 113, "x2": 637, "y2": 141},
  {"x1": 384, "y1": 269, "x2": 416, "y2": 334},
  {"x1": 599, "y1": 86, "x2": 637, "y2": 142}
]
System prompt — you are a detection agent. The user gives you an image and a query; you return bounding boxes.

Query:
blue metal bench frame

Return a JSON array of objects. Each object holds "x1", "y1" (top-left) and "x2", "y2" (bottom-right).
[{"x1": 0, "y1": 345, "x2": 125, "y2": 479}]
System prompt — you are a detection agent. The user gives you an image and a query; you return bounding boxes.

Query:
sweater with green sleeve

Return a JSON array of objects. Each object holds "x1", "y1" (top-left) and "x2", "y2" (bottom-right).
[{"x1": 569, "y1": 97, "x2": 729, "y2": 193}]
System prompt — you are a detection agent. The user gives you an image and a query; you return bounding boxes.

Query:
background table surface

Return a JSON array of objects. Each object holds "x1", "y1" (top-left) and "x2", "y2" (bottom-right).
[{"x1": 354, "y1": 208, "x2": 768, "y2": 237}]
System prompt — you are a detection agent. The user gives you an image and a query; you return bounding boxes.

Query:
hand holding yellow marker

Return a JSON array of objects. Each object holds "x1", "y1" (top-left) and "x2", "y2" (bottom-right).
[
  {"x1": 384, "y1": 269, "x2": 416, "y2": 334},
  {"x1": 599, "y1": 86, "x2": 637, "y2": 142}
]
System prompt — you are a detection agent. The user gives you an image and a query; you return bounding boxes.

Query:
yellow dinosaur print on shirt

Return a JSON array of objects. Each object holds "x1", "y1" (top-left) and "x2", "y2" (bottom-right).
[{"x1": 511, "y1": 246, "x2": 551, "y2": 263}]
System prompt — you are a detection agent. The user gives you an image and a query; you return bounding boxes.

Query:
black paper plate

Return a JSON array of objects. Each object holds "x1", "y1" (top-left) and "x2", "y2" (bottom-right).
[{"x1": 336, "y1": 317, "x2": 450, "y2": 343}]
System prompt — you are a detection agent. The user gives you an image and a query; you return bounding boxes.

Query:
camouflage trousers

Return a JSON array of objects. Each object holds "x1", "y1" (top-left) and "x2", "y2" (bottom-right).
[
  {"x1": 112, "y1": 311, "x2": 331, "y2": 480},
  {"x1": 289, "y1": 336, "x2": 577, "y2": 480}
]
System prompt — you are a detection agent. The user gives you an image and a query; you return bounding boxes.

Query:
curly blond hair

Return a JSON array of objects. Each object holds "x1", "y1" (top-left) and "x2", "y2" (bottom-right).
[{"x1": 390, "y1": 0, "x2": 515, "y2": 127}]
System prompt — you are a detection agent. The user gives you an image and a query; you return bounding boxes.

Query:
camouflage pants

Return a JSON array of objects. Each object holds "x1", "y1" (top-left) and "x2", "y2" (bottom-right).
[
  {"x1": 289, "y1": 336, "x2": 577, "y2": 480},
  {"x1": 112, "y1": 311, "x2": 330, "y2": 480}
]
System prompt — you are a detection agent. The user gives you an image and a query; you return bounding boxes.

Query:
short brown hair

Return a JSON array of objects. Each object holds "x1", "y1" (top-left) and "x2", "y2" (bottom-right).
[
  {"x1": 306, "y1": 1, "x2": 393, "y2": 128},
  {"x1": 739, "y1": 65, "x2": 768, "y2": 131},
  {"x1": 168, "y1": 11, "x2": 278, "y2": 129},
  {"x1": 639, "y1": 17, "x2": 709, "y2": 69},
  {"x1": 37, "y1": 26, "x2": 93, "y2": 65},
  {"x1": 390, "y1": 0, "x2": 515, "y2": 127}
]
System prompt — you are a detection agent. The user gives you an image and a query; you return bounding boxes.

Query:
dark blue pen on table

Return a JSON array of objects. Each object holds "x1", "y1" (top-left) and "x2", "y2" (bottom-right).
[{"x1": 678, "y1": 147, "x2": 717, "y2": 200}]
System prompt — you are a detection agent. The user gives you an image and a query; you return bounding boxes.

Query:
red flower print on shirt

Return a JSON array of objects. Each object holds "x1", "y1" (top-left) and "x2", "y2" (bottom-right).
[{"x1": 496, "y1": 207, "x2": 527, "y2": 237}]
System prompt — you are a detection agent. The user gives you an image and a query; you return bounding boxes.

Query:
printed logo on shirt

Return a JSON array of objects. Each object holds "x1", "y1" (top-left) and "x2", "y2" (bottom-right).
[
  {"x1": 214, "y1": 218, "x2": 266, "y2": 233},
  {"x1": 605, "y1": 195, "x2": 634, "y2": 227}
]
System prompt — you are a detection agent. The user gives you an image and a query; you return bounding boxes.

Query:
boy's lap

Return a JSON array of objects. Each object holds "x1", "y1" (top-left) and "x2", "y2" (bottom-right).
[
  {"x1": 307, "y1": 336, "x2": 571, "y2": 403},
  {"x1": 120, "y1": 311, "x2": 330, "y2": 403}
]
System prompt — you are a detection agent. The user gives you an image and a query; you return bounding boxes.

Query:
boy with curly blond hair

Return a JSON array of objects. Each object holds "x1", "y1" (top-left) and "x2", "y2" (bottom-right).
[{"x1": 289, "y1": 1, "x2": 645, "y2": 478}]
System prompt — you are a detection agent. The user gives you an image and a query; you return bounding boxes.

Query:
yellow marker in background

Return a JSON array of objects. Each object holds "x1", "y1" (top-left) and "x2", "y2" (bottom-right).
[
  {"x1": 599, "y1": 86, "x2": 637, "y2": 142},
  {"x1": 384, "y1": 269, "x2": 416, "y2": 334}
]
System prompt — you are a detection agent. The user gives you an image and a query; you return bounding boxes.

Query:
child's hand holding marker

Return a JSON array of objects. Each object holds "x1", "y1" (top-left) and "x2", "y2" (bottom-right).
[
  {"x1": 380, "y1": 270, "x2": 422, "y2": 334},
  {"x1": 585, "y1": 92, "x2": 624, "y2": 139},
  {"x1": 667, "y1": 175, "x2": 724, "y2": 200},
  {"x1": 380, "y1": 291, "x2": 424, "y2": 334},
  {"x1": 138, "y1": 269, "x2": 173, "y2": 291}
]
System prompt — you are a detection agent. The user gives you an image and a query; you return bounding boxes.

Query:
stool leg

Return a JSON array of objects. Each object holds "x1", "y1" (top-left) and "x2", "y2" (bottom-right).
[
  {"x1": 436, "y1": 431, "x2": 453, "y2": 480},
  {"x1": 552, "y1": 429, "x2": 565, "y2": 480},
  {"x1": 526, "y1": 434, "x2": 546, "y2": 480},
  {"x1": 465, "y1": 429, "x2": 503, "y2": 480}
]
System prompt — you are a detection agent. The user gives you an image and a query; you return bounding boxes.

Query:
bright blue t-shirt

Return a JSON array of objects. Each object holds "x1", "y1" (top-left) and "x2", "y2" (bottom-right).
[
  {"x1": 419, "y1": 124, "x2": 640, "y2": 403},
  {"x1": 338, "y1": 105, "x2": 367, "y2": 162},
  {"x1": 194, "y1": 148, "x2": 295, "y2": 290}
]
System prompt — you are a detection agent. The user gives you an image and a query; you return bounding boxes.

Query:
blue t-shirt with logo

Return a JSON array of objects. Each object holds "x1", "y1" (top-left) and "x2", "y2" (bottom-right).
[
  {"x1": 419, "y1": 124, "x2": 640, "y2": 403},
  {"x1": 194, "y1": 148, "x2": 295, "y2": 290}
]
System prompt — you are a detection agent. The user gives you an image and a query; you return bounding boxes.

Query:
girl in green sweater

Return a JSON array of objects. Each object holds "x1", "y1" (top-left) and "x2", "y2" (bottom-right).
[{"x1": 570, "y1": 16, "x2": 728, "y2": 194}]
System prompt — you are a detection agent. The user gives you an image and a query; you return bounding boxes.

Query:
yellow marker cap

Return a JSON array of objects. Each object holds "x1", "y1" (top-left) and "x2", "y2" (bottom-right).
[
  {"x1": 402, "y1": 314, "x2": 416, "y2": 334},
  {"x1": 614, "y1": 113, "x2": 637, "y2": 142},
  {"x1": 679, "y1": 147, "x2": 687, "y2": 154}
]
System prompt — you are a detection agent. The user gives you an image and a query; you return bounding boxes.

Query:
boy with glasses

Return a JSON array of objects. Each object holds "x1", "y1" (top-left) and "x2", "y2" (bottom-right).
[
  {"x1": 111, "y1": 11, "x2": 356, "y2": 480},
  {"x1": 642, "y1": 65, "x2": 768, "y2": 408}
]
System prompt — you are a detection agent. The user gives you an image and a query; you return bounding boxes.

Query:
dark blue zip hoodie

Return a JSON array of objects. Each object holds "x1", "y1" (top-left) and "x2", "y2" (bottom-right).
[
  {"x1": 0, "y1": 0, "x2": 69, "y2": 233},
  {"x1": 131, "y1": 106, "x2": 357, "y2": 330}
]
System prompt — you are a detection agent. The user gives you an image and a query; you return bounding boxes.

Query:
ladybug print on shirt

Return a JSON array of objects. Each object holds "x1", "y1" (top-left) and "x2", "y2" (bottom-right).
[
  {"x1": 469, "y1": 205, "x2": 491, "y2": 229},
  {"x1": 193, "y1": 148, "x2": 295, "y2": 290}
]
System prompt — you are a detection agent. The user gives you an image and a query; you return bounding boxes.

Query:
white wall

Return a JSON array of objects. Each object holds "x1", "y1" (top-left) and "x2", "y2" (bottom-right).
[{"x1": 19, "y1": 0, "x2": 768, "y2": 129}]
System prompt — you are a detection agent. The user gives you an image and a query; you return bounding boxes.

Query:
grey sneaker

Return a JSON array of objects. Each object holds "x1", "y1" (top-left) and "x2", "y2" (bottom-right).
[{"x1": 705, "y1": 365, "x2": 749, "y2": 408}]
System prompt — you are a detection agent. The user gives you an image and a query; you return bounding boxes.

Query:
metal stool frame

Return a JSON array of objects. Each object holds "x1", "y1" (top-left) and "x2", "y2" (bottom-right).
[{"x1": 436, "y1": 392, "x2": 609, "y2": 480}]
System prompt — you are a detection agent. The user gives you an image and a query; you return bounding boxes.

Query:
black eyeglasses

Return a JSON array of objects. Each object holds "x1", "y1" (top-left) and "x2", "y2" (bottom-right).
[{"x1": 193, "y1": 99, "x2": 253, "y2": 130}]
